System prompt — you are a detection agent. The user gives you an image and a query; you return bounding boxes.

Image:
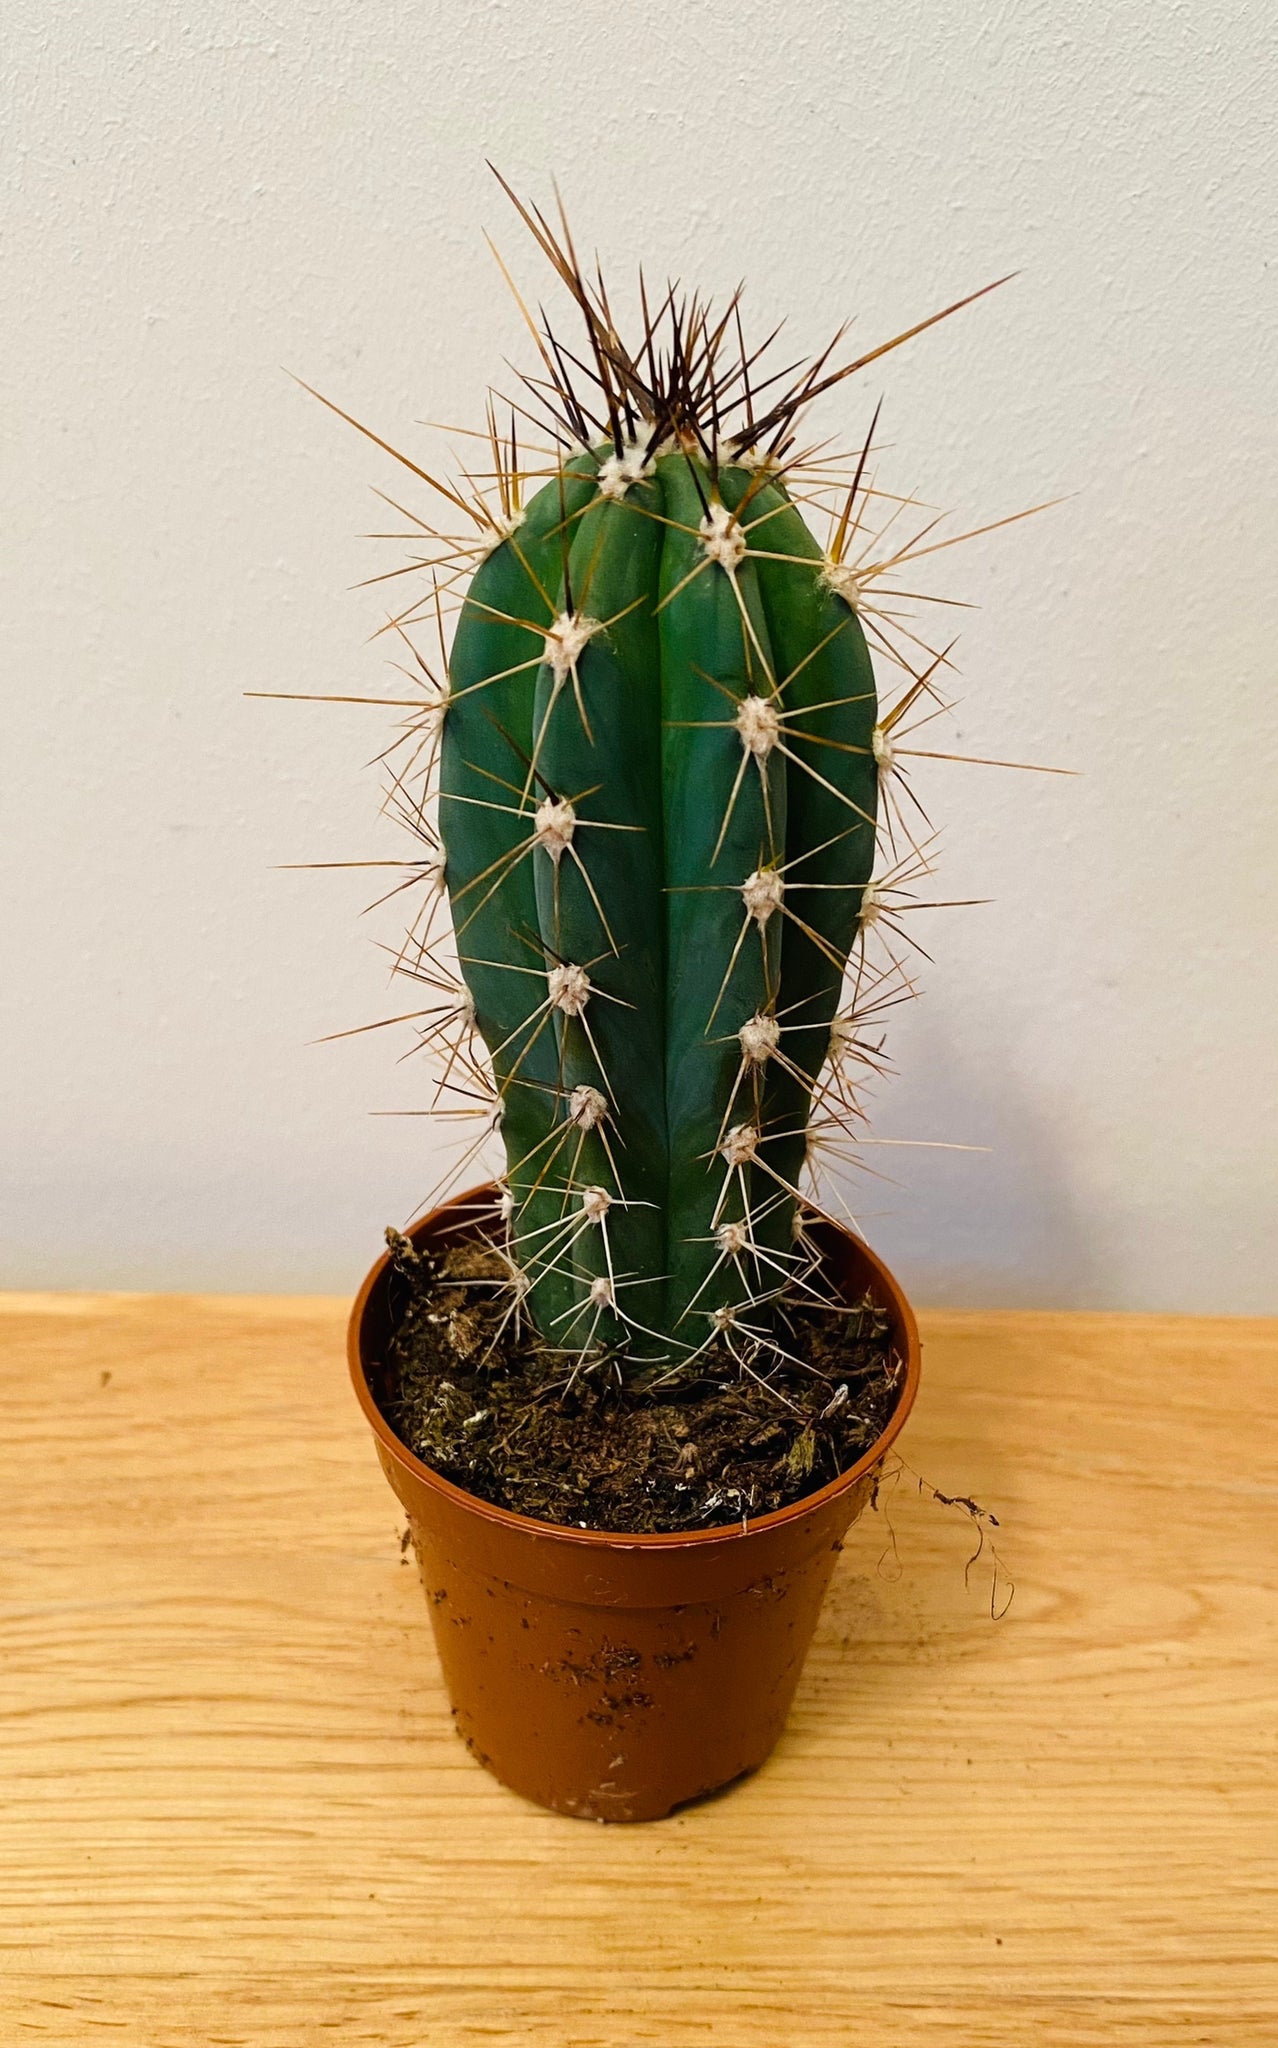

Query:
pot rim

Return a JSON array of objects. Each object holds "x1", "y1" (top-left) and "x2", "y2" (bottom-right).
[{"x1": 348, "y1": 1181, "x2": 921, "y2": 1554}]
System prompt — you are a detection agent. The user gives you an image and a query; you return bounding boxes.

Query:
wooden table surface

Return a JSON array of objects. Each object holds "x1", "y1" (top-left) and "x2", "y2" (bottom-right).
[{"x1": 2, "y1": 1291, "x2": 1275, "y2": 2046}]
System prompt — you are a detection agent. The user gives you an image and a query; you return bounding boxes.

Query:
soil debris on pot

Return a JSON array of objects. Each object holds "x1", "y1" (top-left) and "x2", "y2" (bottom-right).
[{"x1": 373, "y1": 1228, "x2": 903, "y2": 1535}]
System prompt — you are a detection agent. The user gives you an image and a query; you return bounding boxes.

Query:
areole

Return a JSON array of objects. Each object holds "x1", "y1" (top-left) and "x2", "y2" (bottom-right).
[{"x1": 348, "y1": 1184, "x2": 921, "y2": 1823}]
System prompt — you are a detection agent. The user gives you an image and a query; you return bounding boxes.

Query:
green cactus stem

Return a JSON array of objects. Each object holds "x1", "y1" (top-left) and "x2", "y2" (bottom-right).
[
  {"x1": 440, "y1": 430, "x2": 879, "y2": 1359},
  {"x1": 348, "y1": 184, "x2": 1011, "y2": 1369}
]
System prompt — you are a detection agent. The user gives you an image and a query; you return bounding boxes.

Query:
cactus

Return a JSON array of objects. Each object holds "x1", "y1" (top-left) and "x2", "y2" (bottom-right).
[
  {"x1": 302, "y1": 183, "x2": 1019, "y2": 1370},
  {"x1": 443, "y1": 432, "x2": 882, "y2": 1356}
]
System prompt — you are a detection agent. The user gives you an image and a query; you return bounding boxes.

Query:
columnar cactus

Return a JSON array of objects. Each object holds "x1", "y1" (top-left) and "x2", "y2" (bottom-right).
[
  {"x1": 444, "y1": 432, "x2": 883, "y2": 1357},
  {"x1": 422, "y1": 196, "x2": 1004, "y2": 1367},
  {"x1": 302, "y1": 185, "x2": 1009, "y2": 1368}
]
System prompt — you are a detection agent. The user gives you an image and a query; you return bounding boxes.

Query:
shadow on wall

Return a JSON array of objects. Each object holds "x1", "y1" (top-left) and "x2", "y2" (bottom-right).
[{"x1": 837, "y1": 1006, "x2": 1106, "y2": 1311}]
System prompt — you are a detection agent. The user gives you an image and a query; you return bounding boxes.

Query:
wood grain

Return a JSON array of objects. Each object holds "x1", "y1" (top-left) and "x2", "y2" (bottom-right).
[{"x1": 1, "y1": 1290, "x2": 1275, "y2": 2046}]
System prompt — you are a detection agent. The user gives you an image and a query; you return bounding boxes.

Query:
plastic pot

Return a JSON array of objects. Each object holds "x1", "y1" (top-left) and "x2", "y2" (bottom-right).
[{"x1": 348, "y1": 1184, "x2": 920, "y2": 1822}]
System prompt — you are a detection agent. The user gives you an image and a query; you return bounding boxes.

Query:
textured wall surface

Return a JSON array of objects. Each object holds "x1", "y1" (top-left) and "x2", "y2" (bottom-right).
[{"x1": 3, "y1": 1, "x2": 1275, "y2": 1306}]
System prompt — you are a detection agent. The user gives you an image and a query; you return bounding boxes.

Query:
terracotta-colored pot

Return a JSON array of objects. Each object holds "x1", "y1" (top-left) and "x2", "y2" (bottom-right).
[{"x1": 349, "y1": 1184, "x2": 920, "y2": 1822}]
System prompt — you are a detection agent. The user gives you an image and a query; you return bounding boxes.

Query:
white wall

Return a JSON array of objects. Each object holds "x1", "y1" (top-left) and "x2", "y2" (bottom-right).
[{"x1": 3, "y1": 0, "x2": 1275, "y2": 1308}]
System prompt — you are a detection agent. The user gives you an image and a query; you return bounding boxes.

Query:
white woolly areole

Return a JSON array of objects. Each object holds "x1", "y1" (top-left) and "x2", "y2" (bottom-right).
[
  {"x1": 547, "y1": 961, "x2": 591, "y2": 1015},
  {"x1": 569, "y1": 1083, "x2": 608, "y2": 1129},
  {"x1": 741, "y1": 867, "x2": 784, "y2": 929},
  {"x1": 421, "y1": 686, "x2": 450, "y2": 735},
  {"x1": 859, "y1": 883, "x2": 884, "y2": 928},
  {"x1": 739, "y1": 1012, "x2": 780, "y2": 1066},
  {"x1": 597, "y1": 436, "x2": 656, "y2": 501},
  {"x1": 580, "y1": 1184, "x2": 612, "y2": 1223},
  {"x1": 710, "y1": 1303, "x2": 738, "y2": 1332},
  {"x1": 821, "y1": 559, "x2": 869, "y2": 611},
  {"x1": 871, "y1": 724, "x2": 895, "y2": 772},
  {"x1": 588, "y1": 1275, "x2": 615, "y2": 1307},
  {"x1": 460, "y1": 985, "x2": 477, "y2": 1029},
  {"x1": 422, "y1": 850, "x2": 448, "y2": 895},
  {"x1": 533, "y1": 796, "x2": 576, "y2": 862},
  {"x1": 735, "y1": 694, "x2": 780, "y2": 759},
  {"x1": 481, "y1": 507, "x2": 527, "y2": 560},
  {"x1": 498, "y1": 1186, "x2": 514, "y2": 1223},
  {"x1": 699, "y1": 501, "x2": 747, "y2": 572},
  {"x1": 543, "y1": 611, "x2": 602, "y2": 683},
  {"x1": 716, "y1": 1219, "x2": 749, "y2": 1255},
  {"x1": 719, "y1": 1122, "x2": 760, "y2": 1167},
  {"x1": 725, "y1": 442, "x2": 775, "y2": 474},
  {"x1": 827, "y1": 1012, "x2": 857, "y2": 1061}
]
